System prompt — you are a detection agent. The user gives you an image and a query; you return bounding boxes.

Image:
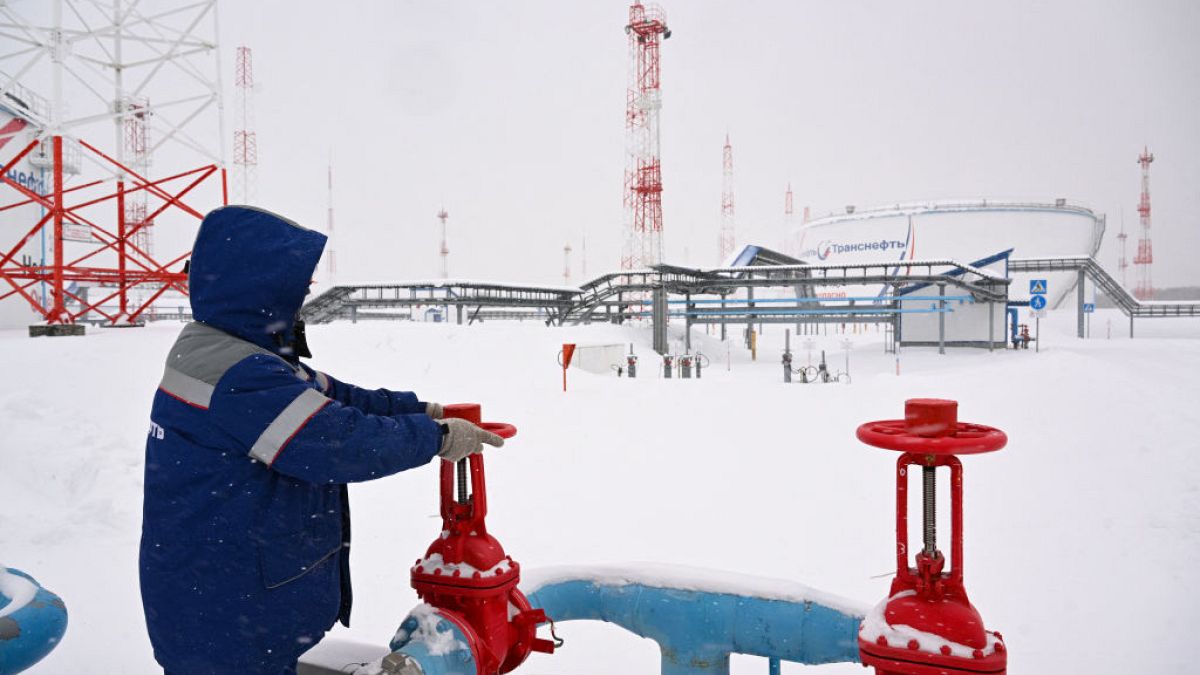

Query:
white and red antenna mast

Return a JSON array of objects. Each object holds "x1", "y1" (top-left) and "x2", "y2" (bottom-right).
[
  {"x1": 123, "y1": 97, "x2": 153, "y2": 256},
  {"x1": 232, "y1": 46, "x2": 258, "y2": 204},
  {"x1": 1116, "y1": 208, "x2": 1128, "y2": 289},
  {"x1": 437, "y1": 208, "x2": 450, "y2": 279},
  {"x1": 1133, "y1": 147, "x2": 1154, "y2": 299},
  {"x1": 325, "y1": 157, "x2": 336, "y2": 281},
  {"x1": 621, "y1": 2, "x2": 671, "y2": 271},
  {"x1": 718, "y1": 133, "x2": 735, "y2": 264},
  {"x1": 784, "y1": 181, "x2": 794, "y2": 256}
]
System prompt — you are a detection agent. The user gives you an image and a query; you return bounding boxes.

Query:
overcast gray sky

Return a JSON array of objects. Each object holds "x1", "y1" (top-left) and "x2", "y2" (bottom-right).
[{"x1": 220, "y1": 1, "x2": 1200, "y2": 288}]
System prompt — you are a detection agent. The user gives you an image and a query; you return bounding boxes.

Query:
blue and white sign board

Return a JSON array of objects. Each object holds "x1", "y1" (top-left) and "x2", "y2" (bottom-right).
[
  {"x1": 1030, "y1": 279, "x2": 1048, "y2": 295},
  {"x1": 1084, "y1": 303, "x2": 1095, "y2": 314},
  {"x1": 1030, "y1": 295, "x2": 1047, "y2": 311}
]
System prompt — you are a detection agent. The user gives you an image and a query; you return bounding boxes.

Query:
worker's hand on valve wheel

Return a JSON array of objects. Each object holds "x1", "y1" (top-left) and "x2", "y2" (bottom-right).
[
  {"x1": 425, "y1": 401, "x2": 444, "y2": 419},
  {"x1": 437, "y1": 418, "x2": 505, "y2": 462}
]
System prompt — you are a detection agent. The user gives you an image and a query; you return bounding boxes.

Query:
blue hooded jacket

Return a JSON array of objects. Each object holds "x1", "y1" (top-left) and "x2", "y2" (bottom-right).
[{"x1": 140, "y1": 206, "x2": 443, "y2": 674}]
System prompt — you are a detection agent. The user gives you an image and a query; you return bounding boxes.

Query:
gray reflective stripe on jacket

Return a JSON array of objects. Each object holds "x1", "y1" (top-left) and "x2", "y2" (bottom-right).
[
  {"x1": 158, "y1": 322, "x2": 275, "y2": 408},
  {"x1": 248, "y1": 388, "x2": 330, "y2": 465},
  {"x1": 158, "y1": 321, "x2": 330, "y2": 465}
]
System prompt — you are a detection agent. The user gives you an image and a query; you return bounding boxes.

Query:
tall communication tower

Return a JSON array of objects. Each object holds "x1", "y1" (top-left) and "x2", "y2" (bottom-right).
[
  {"x1": 1133, "y1": 148, "x2": 1154, "y2": 299},
  {"x1": 718, "y1": 134, "x2": 735, "y2": 264},
  {"x1": 621, "y1": 2, "x2": 671, "y2": 271},
  {"x1": 437, "y1": 208, "x2": 450, "y2": 279},
  {"x1": 784, "y1": 182, "x2": 794, "y2": 256},
  {"x1": 563, "y1": 243, "x2": 573, "y2": 284},
  {"x1": 325, "y1": 159, "x2": 336, "y2": 282},
  {"x1": 232, "y1": 46, "x2": 258, "y2": 204},
  {"x1": 0, "y1": 0, "x2": 225, "y2": 328},
  {"x1": 123, "y1": 97, "x2": 153, "y2": 256},
  {"x1": 1116, "y1": 209, "x2": 1128, "y2": 289}
]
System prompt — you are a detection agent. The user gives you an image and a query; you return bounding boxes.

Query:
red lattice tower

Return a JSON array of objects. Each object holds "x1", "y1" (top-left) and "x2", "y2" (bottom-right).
[
  {"x1": 232, "y1": 46, "x2": 258, "y2": 204},
  {"x1": 621, "y1": 2, "x2": 671, "y2": 271},
  {"x1": 1133, "y1": 147, "x2": 1154, "y2": 300},
  {"x1": 718, "y1": 134, "x2": 735, "y2": 264}
]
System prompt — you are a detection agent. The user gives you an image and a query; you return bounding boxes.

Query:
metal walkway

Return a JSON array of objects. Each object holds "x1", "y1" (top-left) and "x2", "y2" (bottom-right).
[
  {"x1": 1009, "y1": 256, "x2": 1200, "y2": 337},
  {"x1": 302, "y1": 281, "x2": 579, "y2": 325},
  {"x1": 302, "y1": 258, "x2": 1008, "y2": 329}
]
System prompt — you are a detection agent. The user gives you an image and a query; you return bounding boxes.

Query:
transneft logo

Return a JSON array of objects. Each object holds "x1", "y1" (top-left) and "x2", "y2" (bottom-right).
[
  {"x1": 5, "y1": 169, "x2": 46, "y2": 195},
  {"x1": 815, "y1": 238, "x2": 907, "y2": 261},
  {"x1": 148, "y1": 421, "x2": 165, "y2": 440}
]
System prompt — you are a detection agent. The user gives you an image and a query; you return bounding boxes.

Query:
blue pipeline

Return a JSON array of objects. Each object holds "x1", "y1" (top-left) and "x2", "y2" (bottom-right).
[
  {"x1": 1007, "y1": 306, "x2": 1019, "y2": 344},
  {"x1": 387, "y1": 610, "x2": 477, "y2": 675},
  {"x1": 687, "y1": 306, "x2": 954, "y2": 317},
  {"x1": 0, "y1": 568, "x2": 68, "y2": 674},
  {"x1": 639, "y1": 296, "x2": 975, "y2": 305},
  {"x1": 632, "y1": 306, "x2": 957, "y2": 319},
  {"x1": 525, "y1": 581, "x2": 862, "y2": 675}
]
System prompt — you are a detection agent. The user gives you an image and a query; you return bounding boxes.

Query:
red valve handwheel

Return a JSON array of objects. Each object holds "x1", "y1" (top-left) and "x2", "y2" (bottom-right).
[
  {"x1": 856, "y1": 420, "x2": 1006, "y2": 455},
  {"x1": 856, "y1": 398, "x2": 1006, "y2": 456},
  {"x1": 481, "y1": 422, "x2": 517, "y2": 439},
  {"x1": 443, "y1": 403, "x2": 518, "y2": 440}
]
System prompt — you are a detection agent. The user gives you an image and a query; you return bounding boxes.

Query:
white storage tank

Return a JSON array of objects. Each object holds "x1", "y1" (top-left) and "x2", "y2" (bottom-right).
[{"x1": 791, "y1": 199, "x2": 1105, "y2": 307}]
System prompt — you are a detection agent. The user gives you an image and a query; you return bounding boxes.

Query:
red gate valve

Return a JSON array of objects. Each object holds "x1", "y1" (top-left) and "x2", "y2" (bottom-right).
[
  {"x1": 410, "y1": 403, "x2": 557, "y2": 674},
  {"x1": 855, "y1": 399, "x2": 1008, "y2": 675}
]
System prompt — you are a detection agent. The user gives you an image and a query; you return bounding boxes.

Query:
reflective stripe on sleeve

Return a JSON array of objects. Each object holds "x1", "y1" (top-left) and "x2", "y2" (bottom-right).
[
  {"x1": 159, "y1": 367, "x2": 216, "y2": 409},
  {"x1": 314, "y1": 371, "x2": 330, "y2": 393},
  {"x1": 249, "y1": 388, "x2": 330, "y2": 465}
]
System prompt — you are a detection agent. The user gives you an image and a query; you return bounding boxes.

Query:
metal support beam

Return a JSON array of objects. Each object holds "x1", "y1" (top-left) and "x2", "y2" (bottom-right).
[
  {"x1": 938, "y1": 282, "x2": 946, "y2": 355},
  {"x1": 746, "y1": 286, "x2": 755, "y2": 349},
  {"x1": 684, "y1": 293, "x2": 692, "y2": 351},
  {"x1": 1077, "y1": 269, "x2": 1085, "y2": 338},
  {"x1": 652, "y1": 287, "x2": 668, "y2": 355},
  {"x1": 988, "y1": 300, "x2": 995, "y2": 352},
  {"x1": 456, "y1": 304, "x2": 463, "y2": 325}
]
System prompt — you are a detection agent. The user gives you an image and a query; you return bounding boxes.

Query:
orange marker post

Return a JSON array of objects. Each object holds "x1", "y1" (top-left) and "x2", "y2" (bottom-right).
[{"x1": 561, "y1": 343, "x2": 576, "y2": 392}]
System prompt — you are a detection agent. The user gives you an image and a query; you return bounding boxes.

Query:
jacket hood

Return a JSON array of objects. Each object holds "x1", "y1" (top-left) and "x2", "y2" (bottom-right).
[{"x1": 189, "y1": 206, "x2": 326, "y2": 354}]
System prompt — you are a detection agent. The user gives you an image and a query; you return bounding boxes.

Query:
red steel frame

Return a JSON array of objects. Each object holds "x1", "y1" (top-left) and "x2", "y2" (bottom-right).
[{"x1": 0, "y1": 134, "x2": 227, "y2": 325}]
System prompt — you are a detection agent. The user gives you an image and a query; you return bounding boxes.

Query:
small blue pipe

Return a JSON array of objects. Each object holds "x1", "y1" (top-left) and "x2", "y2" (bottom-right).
[
  {"x1": 0, "y1": 567, "x2": 68, "y2": 674},
  {"x1": 639, "y1": 296, "x2": 975, "y2": 305},
  {"x1": 525, "y1": 580, "x2": 863, "y2": 675},
  {"x1": 1007, "y1": 306, "x2": 1020, "y2": 345}
]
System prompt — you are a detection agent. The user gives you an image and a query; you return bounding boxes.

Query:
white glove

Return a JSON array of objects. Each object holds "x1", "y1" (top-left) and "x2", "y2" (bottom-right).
[
  {"x1": 425, "y1": 402, "x2": 444, "y2": 419},
  {"x1": 438, "y1": 418, "x2": 505, "y2": 463}
]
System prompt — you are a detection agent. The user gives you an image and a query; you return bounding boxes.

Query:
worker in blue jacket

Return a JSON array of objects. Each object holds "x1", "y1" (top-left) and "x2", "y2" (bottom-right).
[{"x1": 139, "y1": 205, "x2": 503, "y2": 674}]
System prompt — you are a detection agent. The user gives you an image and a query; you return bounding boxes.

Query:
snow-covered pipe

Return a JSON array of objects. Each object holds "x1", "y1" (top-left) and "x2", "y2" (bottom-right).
[
  {"x1": 0, "y1": 566, "x2": 68, "y2": 674},
  {"x1": 522, "y1": 565, "x2": 866, "y2": 675},
  {"x1": 384, "y1": 604, "x2": 477, "y2": 675}
]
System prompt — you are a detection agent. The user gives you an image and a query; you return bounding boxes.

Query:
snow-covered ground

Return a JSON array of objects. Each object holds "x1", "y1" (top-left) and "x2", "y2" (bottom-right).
[{"x1": 2, "y1": 308, "x2": 1198, "y2": 673}]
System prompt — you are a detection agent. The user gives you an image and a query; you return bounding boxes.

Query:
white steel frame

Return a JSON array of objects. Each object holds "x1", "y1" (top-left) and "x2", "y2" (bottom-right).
[{"x1": 0, "y1": 0, "x2": 225, "y2": 175}]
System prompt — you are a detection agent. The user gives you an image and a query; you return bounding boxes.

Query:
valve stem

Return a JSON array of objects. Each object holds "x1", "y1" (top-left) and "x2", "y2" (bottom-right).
[
  {"x1": 457, "y1": 458, "x2": 468, "y2": 504},
  {"x1": 922, "y1": 466, "x2": 936, "y2": 556}
]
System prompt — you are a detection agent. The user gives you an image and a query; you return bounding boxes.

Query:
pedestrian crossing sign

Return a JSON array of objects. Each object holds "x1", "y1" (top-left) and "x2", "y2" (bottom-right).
[{"x1": 1030, "y1": 279, "x2": 1048, "y2": 295}]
